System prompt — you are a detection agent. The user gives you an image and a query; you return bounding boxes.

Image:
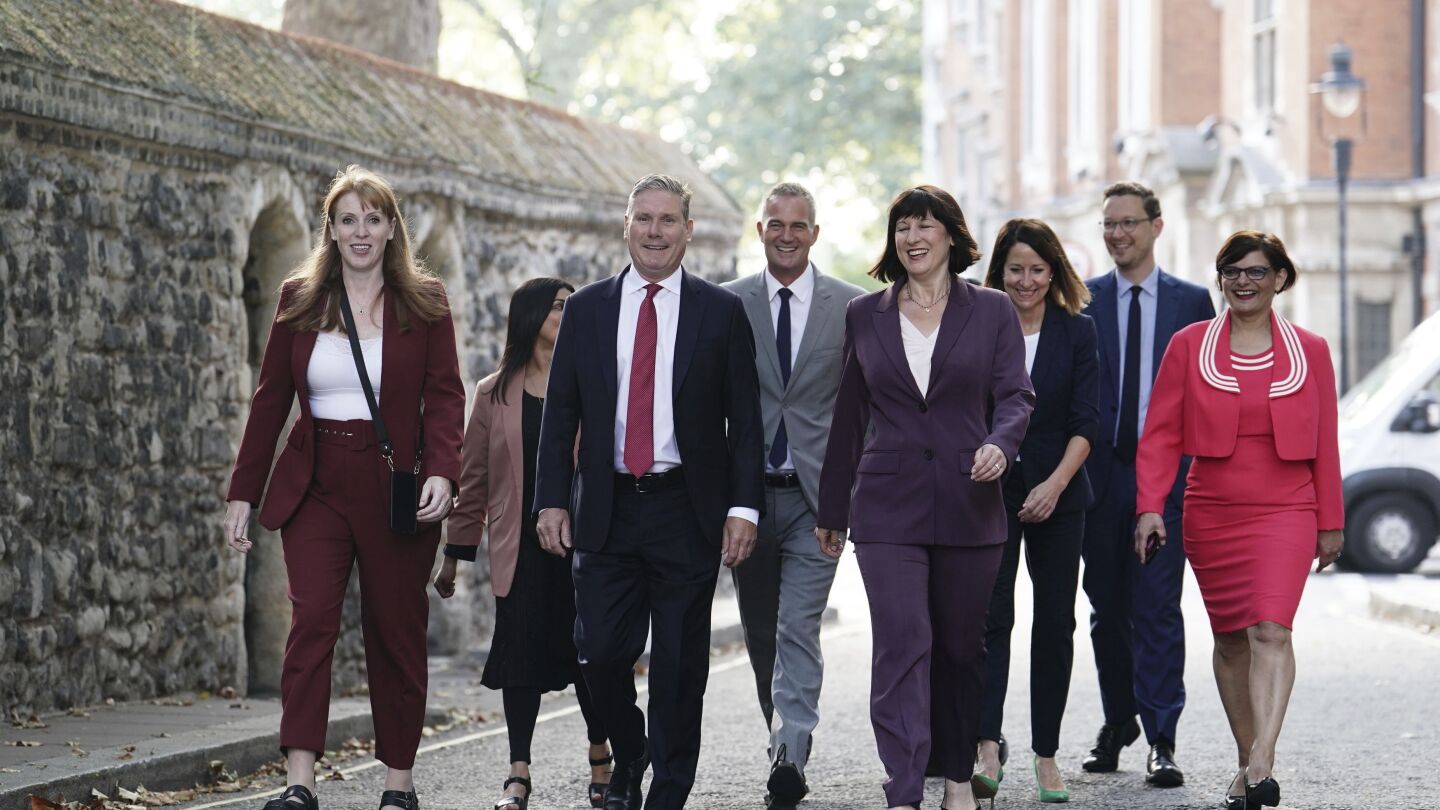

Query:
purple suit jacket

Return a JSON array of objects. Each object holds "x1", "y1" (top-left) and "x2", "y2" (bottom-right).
[{"x1": 816, "y1": 278, "x2": 1034, "y2": 545}]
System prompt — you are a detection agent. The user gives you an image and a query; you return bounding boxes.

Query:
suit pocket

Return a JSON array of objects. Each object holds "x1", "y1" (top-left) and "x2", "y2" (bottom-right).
[
  {"x1": 285, "y1": 425, "x2": 307, "y2": 450},
  {"x1": 857, "y1": 451, "x2": 898, "y2": 474}
]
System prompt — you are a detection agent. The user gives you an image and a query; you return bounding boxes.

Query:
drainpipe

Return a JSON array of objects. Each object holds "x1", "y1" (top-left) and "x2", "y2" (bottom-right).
[{"x1": 1412, "y1": 0, "x2": 1427, "y2": 325}]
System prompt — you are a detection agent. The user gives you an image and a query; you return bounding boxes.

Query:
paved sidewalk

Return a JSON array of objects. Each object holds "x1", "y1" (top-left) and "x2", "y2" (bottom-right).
[
  {"x1": 2, "y1": 591, "x2": 835, "y2": 810},
  {"x1": 1367, "y1": 574, "x2": 1440, "y2": 630}
]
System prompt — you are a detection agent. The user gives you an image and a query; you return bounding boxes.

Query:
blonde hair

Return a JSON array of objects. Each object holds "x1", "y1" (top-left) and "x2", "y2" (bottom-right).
[{"x1": 279, "y1": 165, "x2": 448, "y2": 333}]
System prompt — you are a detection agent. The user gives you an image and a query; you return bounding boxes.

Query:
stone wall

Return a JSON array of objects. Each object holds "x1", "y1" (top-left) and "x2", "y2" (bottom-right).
[{"x1": 0, "y1": 0, "x2": 741, "y2": 715}]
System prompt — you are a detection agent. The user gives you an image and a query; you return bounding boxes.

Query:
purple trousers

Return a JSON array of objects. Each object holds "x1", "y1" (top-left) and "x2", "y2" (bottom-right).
[{"x1": 854, "y1": 541, "x2": 1004, "y2": 808}]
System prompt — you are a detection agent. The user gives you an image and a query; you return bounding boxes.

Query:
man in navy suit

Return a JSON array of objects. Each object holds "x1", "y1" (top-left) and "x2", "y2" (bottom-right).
[
  {"x1": 1079, "y1": 181, "x2": 1215, "y2": 788},
  {"x1": 535, "y1": 174, "x2": 765, "y2": 810}
]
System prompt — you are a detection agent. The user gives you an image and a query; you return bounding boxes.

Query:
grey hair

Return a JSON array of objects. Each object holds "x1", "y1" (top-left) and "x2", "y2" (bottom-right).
[
  {"x1": 627, "y1": 174, "x2": 693, "y2": 221},
  {"x1": 757, "y1": 182, "x2": 817, "y2": 226}
]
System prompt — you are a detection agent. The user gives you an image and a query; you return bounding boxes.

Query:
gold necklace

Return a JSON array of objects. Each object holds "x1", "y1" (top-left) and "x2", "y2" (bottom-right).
[{"x1": 905, "y1": 286, "x2": 949, "y2": 313}]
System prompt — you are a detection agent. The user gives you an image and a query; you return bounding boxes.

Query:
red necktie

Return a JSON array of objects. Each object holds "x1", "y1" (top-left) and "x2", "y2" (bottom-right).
[{"x1": 624, "y1": 283, "x2": 662, "y2": 477}]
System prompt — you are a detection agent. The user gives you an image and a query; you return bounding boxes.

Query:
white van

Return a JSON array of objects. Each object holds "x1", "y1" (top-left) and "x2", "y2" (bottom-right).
[{"x1": 1337, "y1": 311, "x2": 1440, "y2": 573}]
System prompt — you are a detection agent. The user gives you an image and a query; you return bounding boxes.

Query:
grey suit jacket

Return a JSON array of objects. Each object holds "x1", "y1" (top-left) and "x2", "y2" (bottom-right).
[{"x1": 724, "y1": 266, "x2": 867, "y2": 514}]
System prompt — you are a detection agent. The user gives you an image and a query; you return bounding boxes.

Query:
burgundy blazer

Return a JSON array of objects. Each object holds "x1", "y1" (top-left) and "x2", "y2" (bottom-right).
[
  {"x1": 1136, "y1": 311, "x2": 1344, "y2": 530},
  {"x1": 226, "y1": 281, "x2": 466, "y2": 531},
  {"x1": 816, "y1": 277, "x2": 1035, "y2": 545},
  {"x1": 447, "y1": 372, "x2": 525, "y2": 597}
]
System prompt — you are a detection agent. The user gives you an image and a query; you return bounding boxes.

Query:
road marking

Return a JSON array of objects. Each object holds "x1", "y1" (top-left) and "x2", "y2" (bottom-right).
[{"x1": 182, "y1": 627, "x2": 862, "y2": 810}]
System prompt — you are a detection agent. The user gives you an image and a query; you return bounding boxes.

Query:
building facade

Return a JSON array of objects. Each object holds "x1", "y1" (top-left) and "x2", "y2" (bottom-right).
[{"x1": 923, "y1": 0, "x2": 1438, "y2": 379}]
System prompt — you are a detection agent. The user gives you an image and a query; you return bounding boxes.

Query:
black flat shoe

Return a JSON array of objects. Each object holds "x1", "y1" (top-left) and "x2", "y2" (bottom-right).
[
  {"x1": 494, "y1": 777, "x2": 531, "y2": 810},
  {"x1": 603, "y1": 749, "x2": 648, "y2": 810},
  {"x1": 589, "y1": 752, "x2": 613, "y2": 808},
  {"x1": 263, "y1": 785, "x2": 318, "y2": 810},
  {"x1": 766, "y1": 745, "x2": 808, "y2": 804},
  {"x1": 1246, "y1": 776, "x2": 1280, "y2": 807},
  {"x1": 1081, "y1": 718, "x2": 1140, "y2": 773},
  {"x1": 378, "y1": 789, "x2": 417, "y2": 810}
]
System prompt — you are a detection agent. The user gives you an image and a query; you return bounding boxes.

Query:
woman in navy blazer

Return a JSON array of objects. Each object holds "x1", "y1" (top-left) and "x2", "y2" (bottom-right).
[
  {"x1": 973, "y1": 219, "x2": 1099, "y2": 804},
  {"x1": 816, "y1": 187, "x2": 1034, "y2": 810}
]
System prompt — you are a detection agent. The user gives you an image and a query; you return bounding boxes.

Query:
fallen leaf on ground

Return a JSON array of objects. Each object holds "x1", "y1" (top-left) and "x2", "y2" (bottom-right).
[
  {"x1": 10, "y1": 741, "x2": 43, "y2": 747},
  {"x1": 218, "y1": 687, "x2": 238, "y2": 700}
]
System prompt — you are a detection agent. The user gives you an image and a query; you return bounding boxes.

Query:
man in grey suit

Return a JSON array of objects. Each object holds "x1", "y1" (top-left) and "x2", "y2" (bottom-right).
[{"x1": 723, "y1": 183, "x2": 865, "y2": 810}]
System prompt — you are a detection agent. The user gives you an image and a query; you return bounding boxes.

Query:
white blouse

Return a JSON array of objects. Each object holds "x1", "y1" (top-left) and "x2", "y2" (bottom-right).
[
  {"x1": 1024, "y1": 331, "x2": 1041, "y2": 374},
  {"x1": 899, "y1": 314, "x2": 940, "y2": 399},
  {"x1": 308, "y1": 331, "x2": 382, "y2": 420}
]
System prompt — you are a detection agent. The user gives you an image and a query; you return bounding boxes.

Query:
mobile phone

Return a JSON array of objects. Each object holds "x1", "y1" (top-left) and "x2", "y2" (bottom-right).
[{"x1": 1141, "y1": 531, "x2": 1161, "y2": 565}]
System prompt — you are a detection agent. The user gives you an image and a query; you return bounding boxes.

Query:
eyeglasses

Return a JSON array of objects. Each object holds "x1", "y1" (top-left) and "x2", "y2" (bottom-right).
[
  {"x1": 1218, "y1": 265, "x2": 1273, "y2": 281},
  {"x1": 1100, "y1": 217, "x2": 1153, "y2": 234}
]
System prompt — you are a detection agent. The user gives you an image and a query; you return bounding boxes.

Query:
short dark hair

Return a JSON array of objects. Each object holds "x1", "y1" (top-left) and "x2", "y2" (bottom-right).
[
  {"x1": 869, "y1": 185, "x2": 982, "y2": 283},
  {"x1": 1103, "y1": 181, "x2": 1162, "y2": 220},
  {"x1": 983, "y1": 218, "x2": 1092, "y2": 315},
  {"x1": 1215, "y1": 230, "x2": 1298, "y2": 293}
]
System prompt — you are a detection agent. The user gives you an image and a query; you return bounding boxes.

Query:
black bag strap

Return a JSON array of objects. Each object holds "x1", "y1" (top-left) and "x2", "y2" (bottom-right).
[{"x1": 338, "y1": 286, "x2": 412, "y2": 471}]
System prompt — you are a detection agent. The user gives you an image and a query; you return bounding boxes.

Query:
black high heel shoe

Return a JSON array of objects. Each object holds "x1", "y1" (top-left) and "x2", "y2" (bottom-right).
[
  {"x1": 1245, "y1": 776, "x2": 1280, "y2": 808},
  {"x1": 493, "y1": 777, "x2": 530, "y2": 810},
  {"x1": 1224, "y1": 768, "x2": 1247, "y2": 810},
  {"x1": 588, "y1": 752, "x2": 613, "y2": 809}
]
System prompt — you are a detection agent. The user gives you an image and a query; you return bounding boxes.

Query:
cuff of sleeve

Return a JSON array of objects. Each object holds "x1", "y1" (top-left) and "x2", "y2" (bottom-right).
[
  {"x1": 726, "y1": 507, "x2": 760, "y2": 525},
  {"x1": 443, "y1": 543, "x2": 478, "y2": 562}
]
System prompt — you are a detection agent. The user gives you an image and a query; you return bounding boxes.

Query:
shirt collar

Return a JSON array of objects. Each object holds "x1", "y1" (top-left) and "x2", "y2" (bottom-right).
[
  {"x1": 1112, "y1": 266, "x2": 1161, "y2": 298},
  {"x1": 764, "y1": 262, "x2": 815, "y2": 304},
  {"x1": 625, "y1": 265, "x2": 685, "y2": 297}
]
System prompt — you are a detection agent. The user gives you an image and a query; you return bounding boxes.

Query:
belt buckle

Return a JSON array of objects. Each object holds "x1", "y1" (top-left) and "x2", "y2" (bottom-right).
[{"x1": 632, "y1": 474, "x2": 651, "y2": 494}]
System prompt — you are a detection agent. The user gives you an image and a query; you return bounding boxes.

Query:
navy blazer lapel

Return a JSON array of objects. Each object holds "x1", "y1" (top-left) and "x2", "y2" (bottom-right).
[
  {"x1": 1153, "y1": 271, "x2": 1181, "y2": 377},
  {"x1": 741, "y1": 273, "x2": 783, "y2": 386},
  {"x1": 928, "y1": 277, "x2": 975, "y2": 394},
  {"x1": 672, "y1": 270, "x2": 707, "y2": 398},
  {"x1": 1090, "y1": 273, "x2": 1119, "y2": 395},
  {"x1": 872, "y1": 283, "x2": 924, "y2": 403},
  {"x1": 595, "y1": 269, "x2": 626, "y2": 399},
  {"x1": 789, "y1": 269, "x2": 834, "y2": 385},
  {"x1": 1029, "y1": 303, "x2": 1064, "y2": 390}
]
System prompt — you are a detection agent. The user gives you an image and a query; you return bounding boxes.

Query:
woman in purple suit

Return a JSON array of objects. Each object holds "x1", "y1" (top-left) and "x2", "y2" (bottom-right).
[{"x1": 816, "y1": 186, "x2": 1035, "y2": 810}]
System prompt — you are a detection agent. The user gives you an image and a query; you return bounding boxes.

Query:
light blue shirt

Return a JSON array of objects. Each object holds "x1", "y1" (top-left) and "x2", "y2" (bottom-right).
[{"x1": 1113, "y1": 267, "x2": 1160, "y2": 441}]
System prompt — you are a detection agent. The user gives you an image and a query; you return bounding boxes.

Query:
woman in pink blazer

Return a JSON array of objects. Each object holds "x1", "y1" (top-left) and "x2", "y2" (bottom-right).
[
  {"x1": 1135, "y1": 231, "x2": 1343, "y2": 810},
  {"x1": 435, "y1": 278, "x2": 609, "y2": 810}
]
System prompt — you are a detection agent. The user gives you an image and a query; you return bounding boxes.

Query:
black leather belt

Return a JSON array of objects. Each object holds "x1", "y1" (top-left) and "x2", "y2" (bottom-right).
[
  {"x1": 764, "y1": 472, "x2": 801, "y2": 488},
  {"x1": 615, "y1": 467, "x2": 686, "y2": 493}
]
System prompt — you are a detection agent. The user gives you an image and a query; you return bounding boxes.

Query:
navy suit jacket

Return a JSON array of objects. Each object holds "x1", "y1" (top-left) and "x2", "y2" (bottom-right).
[
  {"x1": 1018, "y1": 304, "x2": 1100, "y2": 515},
  {"x1": 534, "y1": 267, "x2": 765, "y2": 550},
  {"x1": 816, "y1": 277, "x2": 1035, "y2": 545},
  {"x1": 1081, "y1": 269, "x2": 1215, "y2": 505}
]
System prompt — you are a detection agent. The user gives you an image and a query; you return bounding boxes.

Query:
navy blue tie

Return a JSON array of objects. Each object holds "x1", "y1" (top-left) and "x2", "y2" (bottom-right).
[
  {"x1": 769, "y1": 288, "x2": 793, "y2": 469},
  {"x1": 1117, "y1": 285, "x2": 1142, "y2": 463}
]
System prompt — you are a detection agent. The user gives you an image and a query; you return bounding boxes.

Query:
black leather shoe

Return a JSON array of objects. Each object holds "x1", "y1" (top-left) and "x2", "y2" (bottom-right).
[
  {"x1": 1080, "y1": 718, "x2": 1140, "y2": 773},
  {"x1": 378, "y1": 790, "x2": 418, "y2": 810},
  {"x1": 1144, "y1": 742, "x2": 1184, "y2": 787},
  {"x1": 603, "y1": 750, "x2": 648, "y2": 810},
  {"x1": 766, "y1": 746, "x2": 808, "y2": 806},
  {"x1": 1245, "y1": 776, "x2": 1280, "y2": 807}
]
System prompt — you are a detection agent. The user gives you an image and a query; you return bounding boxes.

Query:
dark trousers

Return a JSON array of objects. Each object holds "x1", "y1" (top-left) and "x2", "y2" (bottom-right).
[
  {"x1": 978, "y1": 466, "x2": 1084, "y2": 757},
  {"x1": 853, "y1": 541, "x2": 1004, "y2": 808},
  {"x1": 572, "y1": 481, "x2": 718, "y2": 810},
  {"x1": 1080, "y1": 455, "x2": 1187, "y2": 746},
  {"x1": 278, "y1": 419, "x2": 440, "y2": 770}
]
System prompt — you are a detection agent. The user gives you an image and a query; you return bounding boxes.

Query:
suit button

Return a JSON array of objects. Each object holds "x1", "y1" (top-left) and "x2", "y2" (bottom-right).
[
  {"x1": 923, "y1": 449, "x2": 934, "y2": 461},
  {"x1": 918, "y1": 402, "x2": 928, "y2": 413}
]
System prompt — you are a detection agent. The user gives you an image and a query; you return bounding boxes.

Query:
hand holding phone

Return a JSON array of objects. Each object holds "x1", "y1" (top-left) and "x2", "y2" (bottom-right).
[{"x1": 1134, "y1": 512, "x2": 1166, "y2": 563}]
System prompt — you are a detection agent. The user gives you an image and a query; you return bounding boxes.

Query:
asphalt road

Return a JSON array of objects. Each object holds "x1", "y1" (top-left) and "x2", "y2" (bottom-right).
[{"x1": 176, "y1": 555, "x2": 1440, "y2": 810}]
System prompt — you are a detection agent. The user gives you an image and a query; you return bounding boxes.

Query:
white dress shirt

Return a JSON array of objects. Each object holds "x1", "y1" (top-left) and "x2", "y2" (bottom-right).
[
  {"x1": 614, "y1": 266, "x2": 758, "y2": 525},
  {"x1": 899, "y1": 313, "x2": 939, "y2": 399},
  {"x1": 764, "y1": 263, "x2": 815, "y2": 472}
]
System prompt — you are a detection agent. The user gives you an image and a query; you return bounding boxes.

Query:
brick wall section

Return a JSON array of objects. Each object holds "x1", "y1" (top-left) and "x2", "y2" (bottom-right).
[{"x1": 0, "y1": 0, "x2": 741, "y2": 715}]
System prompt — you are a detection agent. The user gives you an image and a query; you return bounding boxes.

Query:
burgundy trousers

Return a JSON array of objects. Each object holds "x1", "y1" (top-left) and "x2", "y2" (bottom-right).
[
  {"x1": 278, "y1": 418, "x2": 440, "y2": 769},
  {"x1": 853, "y1": 541, "x2": 1004, "y2": 808}
]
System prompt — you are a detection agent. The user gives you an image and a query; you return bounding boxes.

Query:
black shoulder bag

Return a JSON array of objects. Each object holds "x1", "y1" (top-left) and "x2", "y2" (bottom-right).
[{"x1": 339, "y1": 288, "x2": 420, "y2": 535}]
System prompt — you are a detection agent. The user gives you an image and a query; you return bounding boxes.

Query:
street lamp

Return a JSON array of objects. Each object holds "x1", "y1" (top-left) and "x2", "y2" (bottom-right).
[{"x1": 1310, "y1": 42, "x2": 1367, "y2": 393}]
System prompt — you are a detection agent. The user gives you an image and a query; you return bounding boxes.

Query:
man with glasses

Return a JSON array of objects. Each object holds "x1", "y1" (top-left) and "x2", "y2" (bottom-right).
[{"x1": 1078, "y1": 181, "x2": 1215, "y2": 788}]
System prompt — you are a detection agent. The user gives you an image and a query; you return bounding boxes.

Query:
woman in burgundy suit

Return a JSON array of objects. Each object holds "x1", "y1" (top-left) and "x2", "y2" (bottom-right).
[
  {"x1": 816, "y1": 186, "x2": 1034, "y2": 810},
  {"x1": 433, "y1": 278, "x2": 611, "y2": 810},
  {"x1": 221, "y1": 166, "x2": 465, "y2": 810},
  {"x1": 1135, "y1": 231, "x2": 1343, "y2": 810}
]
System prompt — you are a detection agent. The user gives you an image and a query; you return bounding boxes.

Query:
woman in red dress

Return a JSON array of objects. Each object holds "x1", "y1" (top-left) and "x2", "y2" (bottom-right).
[{"x1": 1134, "y1": 231, "x2": 1343, "y2": 810}]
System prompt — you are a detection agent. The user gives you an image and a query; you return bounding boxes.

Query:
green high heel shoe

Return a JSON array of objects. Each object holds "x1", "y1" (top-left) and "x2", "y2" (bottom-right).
[
  {"x1": 969, "y1": 765, "x2": 1003, "y2": 800},
  {"x1": 1033, "y1": 756, "x2": 1070, "y2": 803}
]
